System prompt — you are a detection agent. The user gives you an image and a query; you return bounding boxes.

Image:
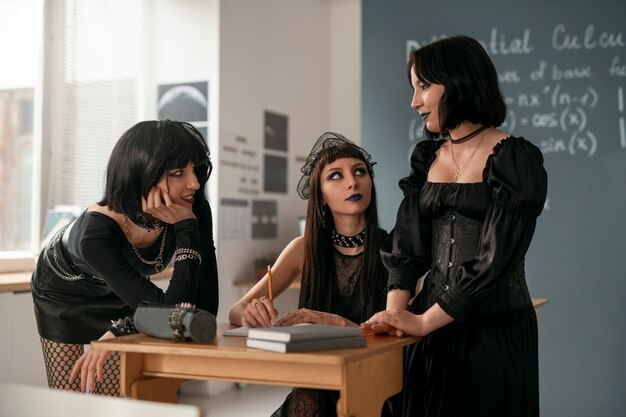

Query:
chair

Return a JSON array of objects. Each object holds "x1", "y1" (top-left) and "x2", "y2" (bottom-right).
[{"x1": 0, "y1": 383, "x2": 204, "y2": 417}]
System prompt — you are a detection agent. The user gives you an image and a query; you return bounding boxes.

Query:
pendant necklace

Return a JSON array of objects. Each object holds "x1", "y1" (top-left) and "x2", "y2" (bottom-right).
[
  {"x1": 123, "y1": 215, "x2": 167, "y2": 273},
  {"x1": 450, "y1": 129, "x2": 487, "y2": 183}
]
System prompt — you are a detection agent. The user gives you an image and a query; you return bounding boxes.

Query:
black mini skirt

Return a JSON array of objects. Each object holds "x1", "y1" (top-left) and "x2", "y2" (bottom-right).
[{"x1": 31, "y1": 225, "x2": 133, "y2": 344}]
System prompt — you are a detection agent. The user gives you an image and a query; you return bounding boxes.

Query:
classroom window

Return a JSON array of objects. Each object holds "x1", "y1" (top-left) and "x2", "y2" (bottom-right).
[
  {"x1": 0, "y1": 0, "x2": 153, "y2": 267},
  {"x1": 55, "y1": 0, "x2": 153, "y2": 209},
  {"x1": 0, "y1": 0, "x2": 41, "y2": 257},
  {"x1": 0, "y1": 89, "x2": 34, "y2": 252}
]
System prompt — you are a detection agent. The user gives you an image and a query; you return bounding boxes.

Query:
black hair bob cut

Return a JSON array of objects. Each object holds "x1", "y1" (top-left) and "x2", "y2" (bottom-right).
[
  {"x1": 407, "y1": 35, "x2": 507, "y2": 139},
  {"x1": 99, "y1": 119, "x2": 211, "y2": 216}
]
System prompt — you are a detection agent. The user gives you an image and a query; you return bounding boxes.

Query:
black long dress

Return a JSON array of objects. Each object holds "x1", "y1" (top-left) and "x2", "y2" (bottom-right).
[
  {"x1": 31, "y1": 200, "x2": 219, "y2": 344},
  {"x1": 382, "y1": 136, "x2": 547, "y2": 417}
]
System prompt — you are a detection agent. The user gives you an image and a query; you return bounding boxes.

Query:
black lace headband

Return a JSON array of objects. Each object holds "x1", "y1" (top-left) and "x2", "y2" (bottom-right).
[{"x1": 296, "y1": 132, "x2": 376, "y2": 199}]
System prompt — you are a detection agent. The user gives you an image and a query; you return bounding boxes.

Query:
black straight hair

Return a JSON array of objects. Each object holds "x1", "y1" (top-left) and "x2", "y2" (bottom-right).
[
  {"x1": 298, "y1": 143, "x2": 387, "y2": 321},
  {"x1": 99, "y1": 120, "x2": 211, "y2": 216},
  {"x1": 407, "y1": 35, "x2": 507, "y2": 139}
]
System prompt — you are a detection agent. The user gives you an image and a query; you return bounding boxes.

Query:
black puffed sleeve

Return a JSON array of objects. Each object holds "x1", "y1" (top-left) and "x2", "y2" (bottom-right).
[
  {"x1": 381, "y1": 139, "x2": 444, "y2": 294},
  {"x1": 438, "y1": 137, "x2": 547, "y2": 321}
]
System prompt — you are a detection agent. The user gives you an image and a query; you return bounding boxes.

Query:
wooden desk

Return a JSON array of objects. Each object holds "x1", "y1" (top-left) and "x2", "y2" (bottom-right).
[
  {"x1": 0, "y1": 271, "x2": 33, "y2": 293},
  {"x1": 93, "y1": 300, "x2": 548, "y2": 416},
  {"x1": 93, "y1": 325, "x2": 418, "y2": 417},
  {"x1": 532, "y1": 298, "x2": 548, "y2": 317}
]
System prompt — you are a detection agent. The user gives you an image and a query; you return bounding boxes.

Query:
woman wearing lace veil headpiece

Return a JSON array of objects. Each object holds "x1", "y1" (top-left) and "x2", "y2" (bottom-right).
[{"x1": 229, "y1": 132, "x2": 394, "y2": 417}]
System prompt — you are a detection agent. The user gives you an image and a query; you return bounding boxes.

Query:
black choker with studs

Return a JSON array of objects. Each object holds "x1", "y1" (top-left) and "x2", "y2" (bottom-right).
[
  {"x1": 129, "y1": 212, "x2": 166, "y2": 231},
  {"x1": 331, "y1": 229, "x2": 365, "y2": 248},
  {"x1": 450, "y1": 125, "x2": 487, "y2": 144}
]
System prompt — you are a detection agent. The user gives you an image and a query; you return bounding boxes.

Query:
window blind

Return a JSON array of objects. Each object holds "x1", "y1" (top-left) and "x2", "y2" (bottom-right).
[{"x1": 61, "y1": 0, "x2": 154, "y2": 208}]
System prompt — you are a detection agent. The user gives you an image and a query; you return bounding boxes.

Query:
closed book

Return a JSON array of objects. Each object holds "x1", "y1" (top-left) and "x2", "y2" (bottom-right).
[
  {"x1": 247, "y1": 324, "x2": 363, "y2": 342},
  {"x1": 246, "y1": 335, "x2": 367, "y2": 353}
]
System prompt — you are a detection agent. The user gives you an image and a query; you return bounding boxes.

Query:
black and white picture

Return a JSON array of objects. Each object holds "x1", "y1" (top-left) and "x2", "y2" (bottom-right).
[{"x1": 157, "y1": 82, "x2": 208, "y2": 139}]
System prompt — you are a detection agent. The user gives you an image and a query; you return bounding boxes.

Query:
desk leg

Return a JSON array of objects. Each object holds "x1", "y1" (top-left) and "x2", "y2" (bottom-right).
[
  {"x1": 337, "y1": 348, "x2": 403, "y2": 417},
  {"x1": 130, "y1": 377, "x2": 187, "y2": 403},
  {"x1": 118, "y1": 351, "x2": 186, "y2": 403},
  {"x1": 119, "y1": 352, "x2": 142, "y2": 398}
]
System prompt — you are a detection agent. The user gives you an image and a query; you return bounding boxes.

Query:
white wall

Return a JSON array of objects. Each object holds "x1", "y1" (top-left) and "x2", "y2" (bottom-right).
[
  {"x1": 329, "y1": 0, "x2": 361, "y2": 141},
  {"x1": 152, "y1": 0, "x2": 221, "y2": 208},
  {"x1": 150, "y1": 0, "x2": 362, "y2": 397},
  {"x1": 216, "y1": 0, "x2": 361, "y2": 323},
  {"x1": 152, "y1": 1, "x2": 360, "y2": 394},
  {"x1": 0, "y1": 292, "x2": 47, "y2": 386}
]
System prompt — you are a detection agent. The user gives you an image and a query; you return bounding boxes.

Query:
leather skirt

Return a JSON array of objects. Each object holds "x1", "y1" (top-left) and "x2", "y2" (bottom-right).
[{"x1": 31, "y1": 223, "x2": 133, "y2": 344}]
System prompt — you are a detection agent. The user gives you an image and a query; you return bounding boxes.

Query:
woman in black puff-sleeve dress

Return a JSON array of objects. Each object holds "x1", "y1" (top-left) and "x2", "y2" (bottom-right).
[
  {"x1": 363, "y1": 36, "x2": 547, "y2": 417},
  {"x1": 31, "y1": 120, "x2": 218, "y2": 395}
]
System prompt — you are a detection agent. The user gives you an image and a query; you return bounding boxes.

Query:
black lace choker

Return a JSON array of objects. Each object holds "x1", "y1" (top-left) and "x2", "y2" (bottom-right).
[
  {"x1": 331, "y1": 229, "x2": 365, "y2": 248},
  {"x1": 450, "y1": 125, "x2": 487, "y2": 144},
  {"x1": 129, "y1": 212, "x2": 165, "y2": 231}
]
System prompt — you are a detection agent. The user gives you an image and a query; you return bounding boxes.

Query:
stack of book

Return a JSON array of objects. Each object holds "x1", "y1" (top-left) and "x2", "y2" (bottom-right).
[{"x1": 246, "y1": 324, "x2": 367, "y2": 353}]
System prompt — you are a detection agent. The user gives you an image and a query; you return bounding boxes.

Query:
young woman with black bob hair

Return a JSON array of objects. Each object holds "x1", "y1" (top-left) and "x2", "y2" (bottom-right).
[
  {"x1": 363, "y1": 35, "x2": 547, "y2": 417},
  {"x1": 31, "y1": 120, "x2": 218, "y2": 395},
  {"x1": 229, "y1": 132, "x2": 392, "y2": 416}
]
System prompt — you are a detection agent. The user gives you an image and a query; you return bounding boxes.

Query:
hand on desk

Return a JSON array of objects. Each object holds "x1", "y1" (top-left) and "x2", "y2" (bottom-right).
[
  {"x1": 361, "y1": 309, "x2": 409, "y2": 337},
  {"x1": 242, "y1": 297, "x2": 355, "y2": 328},
  {"x1": 69, "y1": 330, "x2": 115, "y2": 392},
  {"x1": 242, "y1": 296, "x2": 278, "y2": 327},
  {"x1": 362, "y1": 304, "x2": 454, "y2": 337}
]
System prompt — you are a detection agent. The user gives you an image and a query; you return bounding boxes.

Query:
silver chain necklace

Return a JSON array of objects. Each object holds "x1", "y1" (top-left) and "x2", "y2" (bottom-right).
[{"x1": 123, "y1": 215, "x2": 167, "y2": 273}]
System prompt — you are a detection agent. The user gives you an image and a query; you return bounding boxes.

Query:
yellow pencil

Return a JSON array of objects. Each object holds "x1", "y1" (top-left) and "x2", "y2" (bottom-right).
[{"x1": 267, "y1": 265, "x2": 273, "y2": 301}]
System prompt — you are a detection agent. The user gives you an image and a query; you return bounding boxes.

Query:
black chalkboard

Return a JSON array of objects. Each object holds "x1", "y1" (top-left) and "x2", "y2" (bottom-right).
[{"x1": 362, "y1": 1, "x2": 626, "y2": 416}]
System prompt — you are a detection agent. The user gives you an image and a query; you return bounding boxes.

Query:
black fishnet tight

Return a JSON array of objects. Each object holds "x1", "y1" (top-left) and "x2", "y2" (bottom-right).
[{"x1": 40, "y1": 337, "x2": 121, "y2": 396}]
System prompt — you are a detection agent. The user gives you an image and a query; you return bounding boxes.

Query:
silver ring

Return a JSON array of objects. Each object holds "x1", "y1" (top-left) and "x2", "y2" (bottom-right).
[{"x1": 254, "y1": 301, "x2": 261, "y2": 307}]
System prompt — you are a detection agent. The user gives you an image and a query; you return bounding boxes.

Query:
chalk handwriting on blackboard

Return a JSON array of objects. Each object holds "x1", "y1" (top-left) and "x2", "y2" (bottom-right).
[
  {"x1": 405, "y1": 24, "x2": 626, "y2": 157},
  {"x1": 552, "y1": 24, "x2": 625, "y2": 50},
  {"x1": 610, "y1": 55, "x2": 626, "y2": 76}
]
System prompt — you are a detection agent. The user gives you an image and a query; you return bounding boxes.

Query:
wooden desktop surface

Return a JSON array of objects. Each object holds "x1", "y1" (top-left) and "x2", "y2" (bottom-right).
[
  {"x1": 92, "y1": 299, "x2": 548, "y2": 417},
  {"x1": 94, "y1": 324, "x2": 418, "y2": 417}
]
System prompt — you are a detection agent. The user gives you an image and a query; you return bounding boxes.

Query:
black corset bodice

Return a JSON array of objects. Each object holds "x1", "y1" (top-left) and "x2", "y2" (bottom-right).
[{"x1": 412, "y1": 209, "x2": 531, "y2": 317}]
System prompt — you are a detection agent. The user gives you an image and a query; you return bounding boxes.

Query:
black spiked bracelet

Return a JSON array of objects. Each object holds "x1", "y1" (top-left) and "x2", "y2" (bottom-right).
[{"x1": 109, "y1": 316, "x2": 136, "y2": 336}]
